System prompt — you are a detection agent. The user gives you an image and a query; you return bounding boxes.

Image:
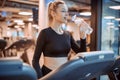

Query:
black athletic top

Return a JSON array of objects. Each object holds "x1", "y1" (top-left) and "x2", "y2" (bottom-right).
[{"x1": 32, "y1": 27, "x2": 86, "y2": 78}]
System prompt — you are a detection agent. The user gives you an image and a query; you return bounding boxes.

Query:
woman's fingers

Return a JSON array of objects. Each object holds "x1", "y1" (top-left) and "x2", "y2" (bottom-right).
[{"x1": 80, "y1": 30, "x2": 86, "y2": 39}]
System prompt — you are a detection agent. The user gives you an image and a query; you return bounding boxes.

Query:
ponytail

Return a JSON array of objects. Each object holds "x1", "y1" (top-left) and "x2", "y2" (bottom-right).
[{"x1": 47, "y1": 2, "x2": 53, "y2": 26}]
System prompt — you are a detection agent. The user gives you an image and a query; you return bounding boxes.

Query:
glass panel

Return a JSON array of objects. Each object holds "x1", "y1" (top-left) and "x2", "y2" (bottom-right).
[{"x1": 101, "y1": 0, "x2": 120, "y2": 55}]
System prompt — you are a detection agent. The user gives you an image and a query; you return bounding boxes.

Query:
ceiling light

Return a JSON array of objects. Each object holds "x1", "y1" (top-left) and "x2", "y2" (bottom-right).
[
  {"x1": 32, "y1": 24, "x2": 39, "y2": 29},
  {"x1": 109, "y1": 5, "x2": 120, "y2": 10},
  {"x1": 115, "y1": 18, "x2": 120, "y2": 21},
  {"x1": 79, "y1": 12, "x2": 91, "y2": 16},
  {"x1": 14, "y1": 20, "x2": 24, "y2": 25},
  {"x1": 18, "y1": 12, "x2": 32, "y2": 15},
  {"x1": 14, "y1": 25, "x2": 19, "y2": 28},
  {"x1": 17, "y1": 22, "x2": 25, "y2": 25},
  {"x1": 14, "y1": 19, "x2": 23, "y2": 23},
  {"x1": 28, "y1": 18, "x2": 33, "y2": 21},
  {"x1": 104, "y1": 16, "x2": 115, "y2": 19},
  {"x1": 106, "y1": 22, "x2": 114, "y2": 25}
]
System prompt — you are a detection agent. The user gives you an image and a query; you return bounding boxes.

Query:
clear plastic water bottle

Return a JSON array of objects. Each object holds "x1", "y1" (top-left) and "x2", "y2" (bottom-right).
[{"x1": 71, "y1": 15, "x2": 93, "y2": 35}]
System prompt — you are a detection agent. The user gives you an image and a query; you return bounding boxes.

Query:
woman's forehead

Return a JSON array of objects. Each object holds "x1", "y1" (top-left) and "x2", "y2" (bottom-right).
[{"x1": 57, "y1": 4, "x2": 68, "y2": 10}]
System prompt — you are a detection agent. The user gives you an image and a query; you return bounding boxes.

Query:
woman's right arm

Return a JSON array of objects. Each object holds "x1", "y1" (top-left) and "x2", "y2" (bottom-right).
[{"x1": 32, "y1": 30, "x2": 46, "y2": 79}]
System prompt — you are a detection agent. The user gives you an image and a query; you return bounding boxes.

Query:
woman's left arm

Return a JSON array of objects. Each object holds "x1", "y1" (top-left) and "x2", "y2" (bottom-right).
[
  {"x1": 70, "y1": 34, "x2": 86, "y2": 53},
  {"x1": 70, "y1": 17, "x2": 92, "y2": 53}
]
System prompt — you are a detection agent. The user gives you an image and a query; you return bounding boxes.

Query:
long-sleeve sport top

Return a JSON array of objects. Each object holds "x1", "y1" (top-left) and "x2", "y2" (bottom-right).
[{"x1": 32, "y1": 27, "x2": 86, "y2": 78}]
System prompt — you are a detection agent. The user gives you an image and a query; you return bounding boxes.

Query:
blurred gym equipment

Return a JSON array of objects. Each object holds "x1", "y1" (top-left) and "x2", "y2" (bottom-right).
[
  {"x1": 0, "y1": 57, "x2": 37, "y2": 80},
  {"x1": 5, "y1": 38, "x2": 35, "y2": 64},
  {"x1": 40, "y1": 51, "x2": 115, "y2": 80},
  {"x1": 0, "y1": 39, "x2": 7, "y2": 57},
  {"x1": 108, "y1": 56, "x2": 120, "y2": 80}
]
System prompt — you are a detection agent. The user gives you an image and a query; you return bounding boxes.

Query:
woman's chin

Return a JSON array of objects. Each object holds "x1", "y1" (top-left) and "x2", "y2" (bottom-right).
[
  {"x1": 59, "y1": 20, "x2": 67, "y2": 24},
  {"x1": 63, "y1": 20, "x2": 67, "y2": 23}
]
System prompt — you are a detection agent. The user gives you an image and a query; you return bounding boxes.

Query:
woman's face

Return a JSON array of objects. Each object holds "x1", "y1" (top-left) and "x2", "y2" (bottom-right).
[{"x1": 53, "y1": 4, "x2": 68, "y2": 23}]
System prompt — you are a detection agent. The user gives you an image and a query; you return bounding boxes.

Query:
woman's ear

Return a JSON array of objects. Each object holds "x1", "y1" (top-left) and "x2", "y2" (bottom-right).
[{"x1": 51, "y1": 11, "x2": 56, "y2": 18}]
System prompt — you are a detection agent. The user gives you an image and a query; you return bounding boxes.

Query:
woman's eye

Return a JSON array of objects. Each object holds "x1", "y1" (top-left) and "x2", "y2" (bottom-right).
[
  {"x1": 61, "y1": 11, "x2": 65, "y2": 12},
  {"x1": 61, "y1": 11, "x2": 67, "y2": 12}
]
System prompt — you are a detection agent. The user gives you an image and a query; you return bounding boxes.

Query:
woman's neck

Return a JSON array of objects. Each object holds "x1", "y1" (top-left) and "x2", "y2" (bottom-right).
[{"x1": 50, "y1": 21, "x2": 64, "y2": 34}]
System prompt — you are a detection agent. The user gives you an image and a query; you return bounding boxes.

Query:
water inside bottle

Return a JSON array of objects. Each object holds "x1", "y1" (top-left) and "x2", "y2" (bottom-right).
[{"x1": 71, "y1": 15, "x2": 93, "y2": 35}]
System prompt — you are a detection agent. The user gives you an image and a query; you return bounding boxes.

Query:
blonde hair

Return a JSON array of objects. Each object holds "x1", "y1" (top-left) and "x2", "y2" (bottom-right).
[{"x1": 47, "y1": 1, "x2": 65, "y2": 26}]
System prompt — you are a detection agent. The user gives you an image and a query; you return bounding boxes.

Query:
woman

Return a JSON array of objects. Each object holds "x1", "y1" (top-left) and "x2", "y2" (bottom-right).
[{"x1": 32, "y1": 0, "x2": 88, "y2": 79}]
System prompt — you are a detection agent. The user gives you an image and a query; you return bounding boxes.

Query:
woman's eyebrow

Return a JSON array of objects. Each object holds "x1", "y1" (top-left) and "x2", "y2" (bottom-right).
[{"x1": 61, "y1": 8, "x2": 68, "y2": 11}]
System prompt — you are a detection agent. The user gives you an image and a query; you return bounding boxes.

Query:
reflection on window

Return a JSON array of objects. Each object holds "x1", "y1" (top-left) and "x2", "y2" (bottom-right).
[{"x1": 101, "y1": 0, "x2": 120, "y2": 55}]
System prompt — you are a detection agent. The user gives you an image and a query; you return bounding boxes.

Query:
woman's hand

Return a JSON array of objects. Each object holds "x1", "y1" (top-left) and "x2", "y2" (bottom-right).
[
  {"x1": 71, "y1": 15, "x2": 93, "y2": 39},
  {"x1": 79, "y1": 30, "x2": 87, "y2": 39}
]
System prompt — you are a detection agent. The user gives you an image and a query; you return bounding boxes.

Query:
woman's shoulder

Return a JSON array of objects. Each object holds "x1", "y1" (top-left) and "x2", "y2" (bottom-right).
[
  {"x1": 40, "y1": 27, "x2": 51, "y2": 33},
  {"x1": 41, "y1": 27, "x2": 51, "y2": 31}
]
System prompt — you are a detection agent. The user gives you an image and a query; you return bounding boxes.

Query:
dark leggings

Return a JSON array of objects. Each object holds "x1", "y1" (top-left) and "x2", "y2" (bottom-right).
[{"x1": 42, "y1": 65, "x2": 52, "y2": 76}]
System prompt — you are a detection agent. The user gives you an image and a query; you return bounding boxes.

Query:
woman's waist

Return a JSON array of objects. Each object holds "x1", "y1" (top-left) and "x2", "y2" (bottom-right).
[{"x1": 44, "y1": 56, "x2": 68, "y2": 70}]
